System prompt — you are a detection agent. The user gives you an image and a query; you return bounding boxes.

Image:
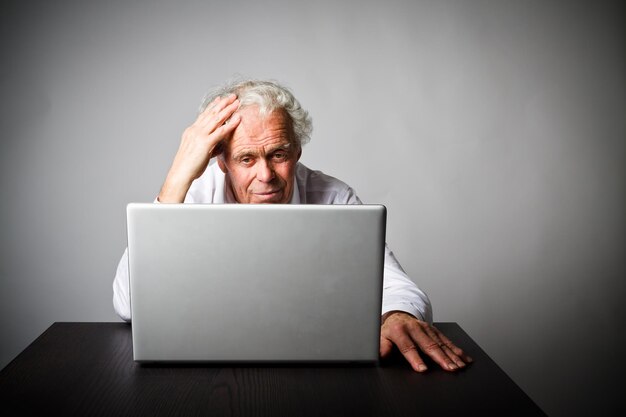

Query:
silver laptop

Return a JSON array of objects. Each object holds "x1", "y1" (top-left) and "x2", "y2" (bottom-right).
[{"x1": 126, "y1": 203, "x2": 386, "y2": 363}]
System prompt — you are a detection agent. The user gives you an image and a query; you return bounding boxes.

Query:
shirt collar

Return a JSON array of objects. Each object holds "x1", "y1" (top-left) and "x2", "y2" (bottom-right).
[
  {"x1": 290, "y1": 178, "x2": 300, "y2": 204},
  {"x1": 223, "y1": 174, "x2": 237, "y2": 204}
]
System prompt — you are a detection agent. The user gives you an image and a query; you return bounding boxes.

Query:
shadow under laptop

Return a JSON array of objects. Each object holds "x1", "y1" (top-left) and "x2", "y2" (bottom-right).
[{"x1": 136, "y1": 360, "x2": 380, "y2": 369}]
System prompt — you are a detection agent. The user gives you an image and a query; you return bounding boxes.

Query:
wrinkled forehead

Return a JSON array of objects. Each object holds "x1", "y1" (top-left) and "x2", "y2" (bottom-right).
[
  {"x1": 219, "y1": 107, "x2": 297, "y2": 160},
  {"x1": 227, "y1": 106, "x2": 296, "y2": 148}
]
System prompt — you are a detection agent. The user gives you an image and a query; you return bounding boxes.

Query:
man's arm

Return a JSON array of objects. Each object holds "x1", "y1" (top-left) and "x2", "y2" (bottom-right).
[
  {"x1": 378, "y1": 259, "x2": 473, "y2": 372},
  {"x1": 338, "y1": 187, "x2": 472, "y2": 372},
  {"x1": 112, "y1": 94, "x2": 240, "y2": 320},
  {"x1": 381, "y1": 244, "x2": 433, "y2": 323},
  {"x1": 158, "y1": 94, "x2": 240, "y2": 203}
]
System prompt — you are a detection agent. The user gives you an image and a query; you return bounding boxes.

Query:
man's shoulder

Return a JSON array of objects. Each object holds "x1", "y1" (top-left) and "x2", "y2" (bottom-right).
[
  {"x1": 295, "y1": 162, "x2": 359, "y2": 204},
  {"x1": 295, "y1": 162, "x2": 351, "y2": 190}
]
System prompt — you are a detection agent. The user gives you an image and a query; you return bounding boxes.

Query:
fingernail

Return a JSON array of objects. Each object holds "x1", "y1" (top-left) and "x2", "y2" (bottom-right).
[
  {"x1": 456, "y1": 360, "x2": 465, "y2": 368},
  {"x1": 417, "y1": 364, "x2": 427, "y2": 372},
  {"x1": 448, "y1": 363, "x2": 458, "y2": 370}
]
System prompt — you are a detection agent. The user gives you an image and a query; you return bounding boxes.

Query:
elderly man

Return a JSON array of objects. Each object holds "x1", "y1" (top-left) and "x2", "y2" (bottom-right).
[{"x1": 113, "y1": 79, "x2": 471, "y2": 372}]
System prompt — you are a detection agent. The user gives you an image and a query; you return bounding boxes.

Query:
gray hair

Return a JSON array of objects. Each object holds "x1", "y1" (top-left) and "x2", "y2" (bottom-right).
[{"x1": 199, "y1": 78, "x2": 313, "y2": 147}]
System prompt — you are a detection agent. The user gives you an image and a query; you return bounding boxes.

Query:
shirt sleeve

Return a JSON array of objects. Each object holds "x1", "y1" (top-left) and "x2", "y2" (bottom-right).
[
  {"x1": 112, "y1": 247, "x2": 132, "y2": 322},
  {"x1": 339, "y1": 186, "x2": 433, "y2": 323},
  {"x1": 112, "y1": 197, "x2": 161, "y2": 322},
  {"x1": 381, "y1": 245, "x2": 433, "y2": 323}
]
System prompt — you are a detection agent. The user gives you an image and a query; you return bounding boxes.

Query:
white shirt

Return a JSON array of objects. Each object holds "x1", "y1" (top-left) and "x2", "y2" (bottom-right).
[{"x1": 112, "y1": 161, "x2": 432, "y2": 323}]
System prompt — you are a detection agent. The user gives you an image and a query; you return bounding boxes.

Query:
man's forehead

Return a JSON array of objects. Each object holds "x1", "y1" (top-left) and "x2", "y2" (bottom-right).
[{"x1": 227, "y1": 106, "x2": 294, "y2": 150}]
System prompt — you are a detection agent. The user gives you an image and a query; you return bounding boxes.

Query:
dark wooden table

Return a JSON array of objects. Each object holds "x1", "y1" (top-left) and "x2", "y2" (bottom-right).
[{"x1": 0, "y1": 322, "x2": 545, "y2": 416}]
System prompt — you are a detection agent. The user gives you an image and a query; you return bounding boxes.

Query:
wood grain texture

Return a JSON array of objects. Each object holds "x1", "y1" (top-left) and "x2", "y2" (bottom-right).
[{"x1": 0, "y1": 323, "x2": 546, "y2": 416}]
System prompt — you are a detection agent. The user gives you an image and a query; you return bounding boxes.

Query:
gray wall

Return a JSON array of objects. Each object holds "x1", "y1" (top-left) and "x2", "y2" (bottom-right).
[{"x1": 1, "y1": 1, "x2": 624, "y2": 415}]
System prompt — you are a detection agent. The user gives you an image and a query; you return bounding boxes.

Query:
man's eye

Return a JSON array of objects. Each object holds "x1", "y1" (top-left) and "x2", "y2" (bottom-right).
[
  {"x1": 273, "y1": 152, "x2": 287, "y2": 160},
  {"x1": 240, "y1": 157, "x2": 253, "y2": 165}
]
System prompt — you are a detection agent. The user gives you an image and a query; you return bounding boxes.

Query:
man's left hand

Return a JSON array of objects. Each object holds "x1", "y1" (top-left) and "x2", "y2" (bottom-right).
[{"x1": 380, "y1": 311, "x2": 473, "y2": 372}]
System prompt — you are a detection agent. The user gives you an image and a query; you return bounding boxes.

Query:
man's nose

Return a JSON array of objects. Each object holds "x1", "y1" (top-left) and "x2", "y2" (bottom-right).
[{"x1": 255, "y1": 159, "x2": 275, "y2": 182}]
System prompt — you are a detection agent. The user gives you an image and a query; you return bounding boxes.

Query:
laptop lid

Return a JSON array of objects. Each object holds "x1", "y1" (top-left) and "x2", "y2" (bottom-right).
[{"x1": 126, "y1": 203, "x2": 386, "y2": 363}]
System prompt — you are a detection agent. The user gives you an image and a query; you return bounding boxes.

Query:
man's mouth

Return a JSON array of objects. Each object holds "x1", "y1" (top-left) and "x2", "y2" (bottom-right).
[{"x1": 253, "y1": 189, "x2": 282, "y2": 201}]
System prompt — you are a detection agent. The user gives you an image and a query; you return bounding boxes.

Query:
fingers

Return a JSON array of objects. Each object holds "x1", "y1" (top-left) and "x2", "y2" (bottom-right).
[
  {"x1": 208, "y1": 113, "x2": 240, "y2": 158},
  {"x1": 387, "y1": 330, "x2": 428, "y2": 372},
  {"x1": 380, "y1": 312, "x2": 472, "y2": 373},
  {"x1": 433, "y1": 326, "x2": 473, "y2": 363},
  {"x1": 197, "y1": 95, "x2": 241, "y2": 156},
  {"x1": 422, "y1": 324, "x2": 467, "y2": 369},
  {"x1": 187, "y1": 94, "x2": 241, "y2": 158},
  {"x1": 379, "y1": 337, "x2": 394, "y2": 358},
  {"x1": 198, "y1": 94, "x2": 240, "y2": 130},
  {"x1": 410, "y1": 324, "x2": 462, "y2": 371},
  {"x1": 381, "y1": 316, "x2": 428, "y2": 372}
]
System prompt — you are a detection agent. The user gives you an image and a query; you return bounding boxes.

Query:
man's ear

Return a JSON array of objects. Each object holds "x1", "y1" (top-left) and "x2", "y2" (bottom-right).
[{"x1": 217, "y1": 157, "x2": 227, "y2": 174}]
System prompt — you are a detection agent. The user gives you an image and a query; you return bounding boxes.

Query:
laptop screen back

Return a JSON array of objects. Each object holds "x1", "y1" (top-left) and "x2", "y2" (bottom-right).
[{"x1": 127, "y1": 203, "x2": 386, "y2": 363}]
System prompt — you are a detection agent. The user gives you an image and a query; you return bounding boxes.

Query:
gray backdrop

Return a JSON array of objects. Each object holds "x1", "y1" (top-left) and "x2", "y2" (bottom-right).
[{"x1": 1, "y1": 1, "x2": 624, "y2": 416}]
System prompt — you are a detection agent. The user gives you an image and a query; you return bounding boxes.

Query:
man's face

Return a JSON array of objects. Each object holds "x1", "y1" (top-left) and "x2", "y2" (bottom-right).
[{"x1": 217, "y1": 106, "x2": 301, "y2": 204}]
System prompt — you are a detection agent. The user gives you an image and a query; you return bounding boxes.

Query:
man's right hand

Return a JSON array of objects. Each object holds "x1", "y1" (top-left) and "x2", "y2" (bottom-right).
[{"x1": 158, "y1": 94, "x2": 241, "y2": 203}]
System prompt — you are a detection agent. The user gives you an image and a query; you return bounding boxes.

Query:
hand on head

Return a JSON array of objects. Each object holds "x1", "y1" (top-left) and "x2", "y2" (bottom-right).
[{"x1": 158, "y1": 94, "x2": 241, "y2": 203}]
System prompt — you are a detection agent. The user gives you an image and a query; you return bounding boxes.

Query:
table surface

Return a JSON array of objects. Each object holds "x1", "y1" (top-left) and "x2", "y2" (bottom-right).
[{"x1": 0, "y1": 322, "x2": 546, "y2": 417}]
